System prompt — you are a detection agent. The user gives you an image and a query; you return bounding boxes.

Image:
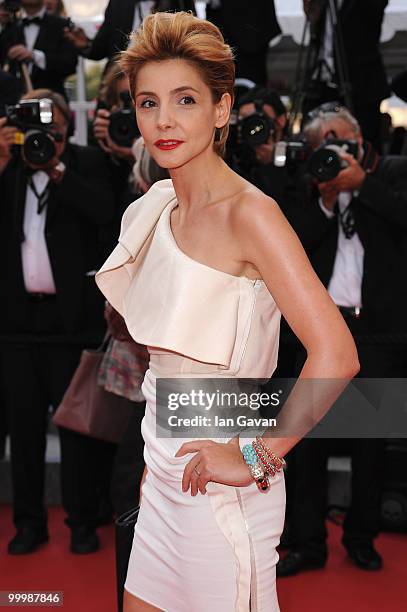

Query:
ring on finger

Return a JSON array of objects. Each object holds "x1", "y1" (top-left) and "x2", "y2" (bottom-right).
[{"x1": 194, "y1": 466, "x2": 201, "y2": 476}]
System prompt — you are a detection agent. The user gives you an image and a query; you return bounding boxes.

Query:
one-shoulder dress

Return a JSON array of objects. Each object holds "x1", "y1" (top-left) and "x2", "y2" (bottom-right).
[{"x1": 96, "y1": 179, "x2": 286, "y2": 612}]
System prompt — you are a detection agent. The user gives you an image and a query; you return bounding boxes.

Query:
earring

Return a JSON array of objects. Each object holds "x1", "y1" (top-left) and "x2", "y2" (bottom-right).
[{"x1": 214, "y1": 127, "x2": 222, "y2": 142}]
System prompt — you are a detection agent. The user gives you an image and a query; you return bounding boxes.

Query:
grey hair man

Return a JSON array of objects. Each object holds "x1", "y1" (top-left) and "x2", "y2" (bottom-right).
[{"x1": 277, "y1": 104, "x2": 407, "y2": 577}]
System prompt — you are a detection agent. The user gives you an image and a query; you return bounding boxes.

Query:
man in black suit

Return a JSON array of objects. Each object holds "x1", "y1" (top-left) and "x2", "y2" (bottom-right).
[
  {"x1": 277, "y1": 106, "x2": 407, "y2": 576},
  {"x1": 0, "y1": 88, "x2": 116, "y2": 554},
  {"x1": 0, "y1": 0, "x2": 77, "y2": 96},
  {"x1": 64, "y1": 0, "x2": 196, "y2": 67},
  {"x1": 303, "y1": 0, "x2": 390, "y2": 150},
  {"x1": 206, "y1": 0, "x2": 281, "y2": 85}
]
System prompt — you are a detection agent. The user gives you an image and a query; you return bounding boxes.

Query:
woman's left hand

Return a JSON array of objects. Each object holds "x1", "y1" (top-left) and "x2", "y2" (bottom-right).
[{"x1": 174, "y1": 437, "x2": 253, "y2": 495}]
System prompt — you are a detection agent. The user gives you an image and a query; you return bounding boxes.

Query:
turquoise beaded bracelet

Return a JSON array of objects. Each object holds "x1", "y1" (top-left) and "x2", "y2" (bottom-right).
[{"x1": 241, "y1": 444, "x2": 270, "y2": 491}]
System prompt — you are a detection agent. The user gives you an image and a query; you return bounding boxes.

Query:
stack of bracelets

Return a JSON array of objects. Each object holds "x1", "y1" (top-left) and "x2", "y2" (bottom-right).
[{"x1": 241, "y1": 436, "x2": 286, "y2": 492}]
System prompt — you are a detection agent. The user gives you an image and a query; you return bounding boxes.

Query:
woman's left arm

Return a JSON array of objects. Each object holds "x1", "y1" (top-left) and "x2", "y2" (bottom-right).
[
  {"x1": 176, "y1": 193, "x2": 360, "y2": 494},
  {"x1": 232, "y1": 194, "x2": 360, "y2": 460}
]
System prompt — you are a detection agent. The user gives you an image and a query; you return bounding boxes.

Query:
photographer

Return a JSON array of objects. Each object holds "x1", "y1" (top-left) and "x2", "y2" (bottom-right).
[
  {"x1": 93, "y1": 66, "x2": 138, "y2": 167},
  {"x1": 206, "y1": 0, "x2": 281, "y2": 85},
  {"x1": 93, "y1": 63, "x2": 169, "y2": 255},
  {"x1": 64, "y1": 0, "x2": 195, "y2": 72},
  {"x1": 0, "y1": 0, "x2": 77, "y2": 97},
  {"x1": 0, "y1": 88, "x2": 117, "y2": 555},
  {"x1": 234, "y1": 87, "x2": 289, "y2": 203},
  {"x1": 277, "y1": 105, "x2": 407, "y2": 576},
  {"x1": 302, "y1": 0, "x2": 389, "y2": 150},
  {"x1": 92, "y1": 65, "x2": 143, "y2": 258}
]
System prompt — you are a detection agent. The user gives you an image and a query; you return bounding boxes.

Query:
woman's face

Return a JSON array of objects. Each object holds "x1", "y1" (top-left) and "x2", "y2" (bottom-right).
[{"x1": 133, "y1": 58, "x2": 230, "y2": 169}]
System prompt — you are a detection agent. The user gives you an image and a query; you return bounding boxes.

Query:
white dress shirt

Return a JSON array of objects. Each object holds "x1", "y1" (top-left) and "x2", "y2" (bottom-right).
[
  {"x1": 319, "y1": 191, "x2": 364, "y2": 308},
  {"x1": 132, "y1": 2, "x2": 155, "y2": 31},
  {"x1": 20, "y1": 7, "x2": 47, "y2": 72},
  {"x1": 21, "y1": 171, "x2": 57, "y2": 294}
]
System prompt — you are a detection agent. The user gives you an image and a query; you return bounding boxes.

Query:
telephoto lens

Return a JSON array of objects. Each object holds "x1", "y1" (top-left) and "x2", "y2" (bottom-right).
[{"x1": 308, "y1": 140, "x2": 358, "y2": 182}]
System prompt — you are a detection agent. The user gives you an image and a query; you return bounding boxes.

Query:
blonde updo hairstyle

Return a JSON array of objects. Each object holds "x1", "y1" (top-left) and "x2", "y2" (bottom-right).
[{"x1": 119, "y1": 11, "x2": 235, "y2": 157}]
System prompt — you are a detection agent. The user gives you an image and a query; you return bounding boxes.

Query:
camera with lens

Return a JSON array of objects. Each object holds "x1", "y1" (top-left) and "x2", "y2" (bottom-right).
[
  {"x1": 226, "y1": 99, "x2": 278, "y2": 171},
  {"x1": 108, "y1": 91, "x2": 140, "y2": 148},
  {"x1": 274, "y1": 138, "x2": 358, "y2": 182},
  {"x1": 238, "y1": 99, "x2": 276, "y2": 148},
  {"x1": 6, "y1": 98, "x2": 63, "y2": 165}
]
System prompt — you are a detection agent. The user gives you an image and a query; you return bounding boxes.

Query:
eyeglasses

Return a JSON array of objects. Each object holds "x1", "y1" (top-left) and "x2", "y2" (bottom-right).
[{"x1": 305, "y1": 101, "x2": 349, "y2": 123}]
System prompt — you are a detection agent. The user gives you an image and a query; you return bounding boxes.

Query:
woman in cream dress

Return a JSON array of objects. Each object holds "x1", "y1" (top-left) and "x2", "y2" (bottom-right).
[{"x1": 95, "y1": 12, "x2": 359, "y2": 612}]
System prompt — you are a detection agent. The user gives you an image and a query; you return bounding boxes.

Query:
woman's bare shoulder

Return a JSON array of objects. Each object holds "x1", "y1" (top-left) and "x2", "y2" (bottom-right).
[{"x1": 229, "y1": 178, "x2": 286, "y2": 235}]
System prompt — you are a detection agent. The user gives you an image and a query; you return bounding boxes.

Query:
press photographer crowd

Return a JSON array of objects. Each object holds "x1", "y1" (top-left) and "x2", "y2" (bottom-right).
[{"x1": 0, "y1": 0, "x2": 407, "y2": 609}]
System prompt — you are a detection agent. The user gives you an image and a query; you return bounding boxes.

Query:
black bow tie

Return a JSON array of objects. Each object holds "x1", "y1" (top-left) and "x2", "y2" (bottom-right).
[{"x1": 22, "y1": 16, "x2": 42, "y2": 27}]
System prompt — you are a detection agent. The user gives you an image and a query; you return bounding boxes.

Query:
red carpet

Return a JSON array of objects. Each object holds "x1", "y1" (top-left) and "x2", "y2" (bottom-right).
[{"x1": 0, "y1": 503, "x2": 406, "y2": 611}]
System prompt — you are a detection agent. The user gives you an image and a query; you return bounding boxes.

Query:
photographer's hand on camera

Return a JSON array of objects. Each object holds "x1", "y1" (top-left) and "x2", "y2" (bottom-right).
[
  {"x1": 22, "y1": 146, "x2": 66, "y2": 183},
  {"x1": 93, "y1": 108, "x2": 136, "y2": 163},
  {"x1": 319, "y1": 151, "x2": 366, "y2": 206},
  {"x1": 318, "y1": 180, "x2": 339, "y2": 212},
  {"x1": 254, "y1": 141, "x2": 275, "y2": 166},
  {"x1": 20, "y1": 120, "x2": 67, "y2": 183},
  {"x1": 0, "y1": 117, "x2": 17, "y2": 175}
]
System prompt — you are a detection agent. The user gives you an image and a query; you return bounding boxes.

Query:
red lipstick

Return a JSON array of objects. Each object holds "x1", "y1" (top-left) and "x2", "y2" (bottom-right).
[{"x1": 154, "y1": 139, "x2": 184, "y2": 150}]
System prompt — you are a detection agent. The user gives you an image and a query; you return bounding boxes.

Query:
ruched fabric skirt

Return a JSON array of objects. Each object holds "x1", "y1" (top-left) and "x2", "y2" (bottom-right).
[{"x1": 124, "y1": 369, "x2": 286, "y2": 611}]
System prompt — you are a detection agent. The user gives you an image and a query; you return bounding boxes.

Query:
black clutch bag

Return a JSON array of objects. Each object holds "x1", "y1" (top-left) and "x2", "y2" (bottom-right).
[{"x1": 115, "y1": 506, "x2": 140, "y2": 612}]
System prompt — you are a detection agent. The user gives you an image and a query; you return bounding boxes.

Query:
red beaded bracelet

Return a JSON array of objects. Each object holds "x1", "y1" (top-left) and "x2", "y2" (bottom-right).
[
  {"x1": 254, "y1": 436, "x2": 286, "y2": 472},
  {"x1": 252, "y1": 439, "x2": 277, "y2": 477}
]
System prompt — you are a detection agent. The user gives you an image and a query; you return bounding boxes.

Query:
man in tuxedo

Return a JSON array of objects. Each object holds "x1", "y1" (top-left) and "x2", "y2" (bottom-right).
[
  {"x1": 206, "y1": 0, "x2": 281, "y2": 85},
  {"x1": 64, "y1": 0, "x2": 196, "y2": 67},
  {"x1": 277, "y1": 106, "x2": 407, "y2": 575},
  {"x1": 0, "y1": 89, "x2": 116, "y2": 554},
  {"x1": 302, "y1": 0, "x2": 390, "y2": 150},
  {"x1": 0, "y1": 0, "x2": 77, "y2": 96}
]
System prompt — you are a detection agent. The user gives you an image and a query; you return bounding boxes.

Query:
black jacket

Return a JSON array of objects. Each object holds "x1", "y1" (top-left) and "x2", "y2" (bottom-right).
[
  {"x1": 85, "y1": 0, "x2": 196, "y2": 62},
  {"x1": 313, "y1": 0, "x2": 390, "y2": 106},
  {"x1": 0, "y1": 144, "x2": 116, "y2": 336},
  {"x1": 0, "y1": 13, "x2": 78, "y2": 96},
  {"x1": 206, "y1": 0, "x2": 281, "y2": 55},
  {"x1": 301, "y1": 155, "x2": 407, "y2": 332}
]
